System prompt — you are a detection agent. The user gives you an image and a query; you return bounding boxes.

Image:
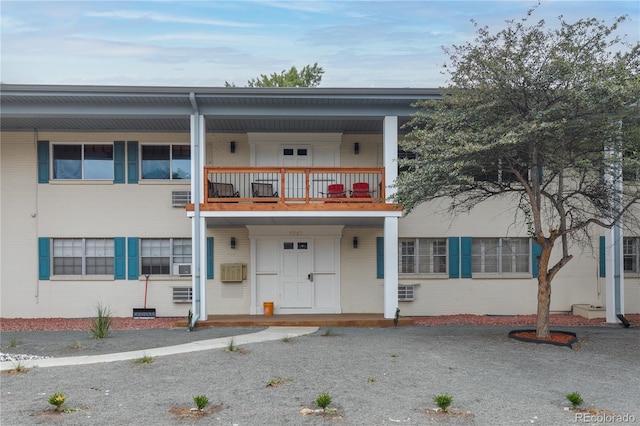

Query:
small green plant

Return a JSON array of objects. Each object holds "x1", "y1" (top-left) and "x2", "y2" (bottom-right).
[
  {"x1": 134, "y1": 354, "x2": 154, "y2": 364},
  {"x1": 367, "y1": 377, "x2": 376, "y2": 383},
  {"x1": 193, "y1": 395, "x2": 209, "y2": 411},
  {"x1": 281, "y1": 336, "x2": 293, "y2": 343},
  {"x1": 48, "y1": 392, "x2": 66, "y2": 411},
  {"x1": 267, "y1": 376, "x2": 294, "y2": 387},
  {"x1": 9, "y1": 362, "x2": 31, "y2": 374},
  {"x1": 566, "y1": 391, "x2": 584, "y2": 409},
  {"x1": 69, "y1": 341, "x2": 84, "y2": 350},
  {"x1": 434, "y1": 394, "x2": 453, "y2": 412},
  {"x1": 90, "y1": 303, "x2": 112, "y2": 339},
  {"x1": 7, "y1": 336, "x2": 17, "y2": 349},
  {"x1": 225, "y1": 338, "x2": 238, "y2": 352},
  {"x1": 316, "y1": 391, "x2": 332, "y2": 410},
  {"x1": 390, "y1": 353, "x2": 398, "y2": 358}
]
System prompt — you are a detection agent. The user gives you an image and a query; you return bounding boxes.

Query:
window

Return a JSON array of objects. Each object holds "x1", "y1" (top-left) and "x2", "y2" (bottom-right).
[
  {"x1": 472, "y1": 238, "x2": 530, "y2": 274},
  {"x1": 52, "y1": 144, "x2": 113, "y2": 180},
  {"x1": 623, "y1": 237, "x2": 639, "y2": 273},
  {"x1": 464, "y1": 159, "x2": 530, "y2": 185},
  {"x1": 399, "y1": 238, "x2": 447, "y2": 274},
  {"x1": 52, "y1": 238, "x2": 114, "y2": 275},
  {"x1": 141, "y1": 144, "x2": 190, "y2": 180},
  {"x1": 140, "y1": 238, "x2": 191, "y2": 275}
]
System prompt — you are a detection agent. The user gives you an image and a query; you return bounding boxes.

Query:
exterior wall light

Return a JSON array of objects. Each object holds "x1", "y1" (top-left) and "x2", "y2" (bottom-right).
[
  {"x1": 230, "y1": 141, "x2": 236, "y2": 153},
  {"x1": 353, "y1": 236, "x2": 358, "y2": 249},
  {"x1": 230, "y1": 237, "x2": 236, "y2": 249}
]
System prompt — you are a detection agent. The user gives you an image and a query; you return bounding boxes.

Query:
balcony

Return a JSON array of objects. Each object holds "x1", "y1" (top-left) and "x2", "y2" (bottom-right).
[{"x1": 194, "y1": 166, "x2": 400, "y2": 212}]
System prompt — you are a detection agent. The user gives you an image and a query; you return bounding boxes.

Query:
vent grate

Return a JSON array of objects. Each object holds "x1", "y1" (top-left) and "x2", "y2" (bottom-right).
[
  {"x1": 220, "y1": 263, "x2": 246, "y2": 282},
  {"x1": 398, "y1": 285, "x2": 415, "y2": 302},
  {"x1": 173, "y1": 287, "x2": 193, "y2": 303},
  {"x1": 172, "y1": 191, "x2": 191, "y2": 207}
]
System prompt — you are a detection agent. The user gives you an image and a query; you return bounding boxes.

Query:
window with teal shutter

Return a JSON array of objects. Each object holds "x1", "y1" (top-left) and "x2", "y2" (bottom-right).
[
  {"x1": 127, "y1": 237, "x2": 139, "y2": 279},
  {"x1": 38, "y1": 237, "x2": 50, "y2": 280},
  {"x1": 531, "y1": 240, "x2": 542, "y2": 277},
  {"x1": 113, "y1": 142, "x2": 125, "y2": 184},
  {"x1": 37, "y1": 141, "x2": 50, "y2": 183},
  {"x1": 207, "y1": 237, "x2": 214, "y2": 279},
  {"x1": 599, "y1": 236, "x2": 606, "y2": 277},
  {"x1": 127, "y1": 141, "x2": 139, "y2": 183},
  {"x1": 461, "y1": 237, "x2": 472, "y2": 278},
  {"x1": 448, "y1": 237, "x2": 460, "y2": 278},
  {"x1": 376, "y1": 237, "x2": 384, "y2": 278},
  {"x1": 114, "y1": 237, "x2": 126, "y2": 279}
]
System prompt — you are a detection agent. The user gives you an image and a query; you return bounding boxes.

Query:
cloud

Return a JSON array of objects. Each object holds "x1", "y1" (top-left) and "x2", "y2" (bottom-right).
[{"x1": 85, "y1": 10, "x2": 259, "y2": 28}]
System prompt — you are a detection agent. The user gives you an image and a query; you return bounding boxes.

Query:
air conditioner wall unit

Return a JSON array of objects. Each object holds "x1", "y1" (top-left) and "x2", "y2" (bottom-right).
[{"x1": 173, "y1": 263, "x2": 192, "y2": 276}]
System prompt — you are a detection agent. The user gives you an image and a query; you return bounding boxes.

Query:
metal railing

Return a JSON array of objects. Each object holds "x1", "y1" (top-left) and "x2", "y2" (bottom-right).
[{"x1": 203, "y1": 166, "x2": 385, "y2": 204}]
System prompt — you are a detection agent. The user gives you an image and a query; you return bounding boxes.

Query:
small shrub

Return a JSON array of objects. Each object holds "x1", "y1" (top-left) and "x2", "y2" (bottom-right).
[
  {"x1": 316, "y1": 391, "x2": 332, "y2": 410},
  {"x1": 566, "y1": 391, "x2": 583, "y2": 409},
  {"x1": 134, "y1": 354, "x2": 154, "y2": 364},
  {"x1": 48, "y1": 392, "x2": 66, "y2": 411},
  {"x1": 90, "y1": 303, "x2": 112, "y2": 339},
  {"x1": 193, "y1": 395, "x2": 209, "y2": 411},
  {"x1": 434, "y1": 393, "x2": 453, "y2": 412}
]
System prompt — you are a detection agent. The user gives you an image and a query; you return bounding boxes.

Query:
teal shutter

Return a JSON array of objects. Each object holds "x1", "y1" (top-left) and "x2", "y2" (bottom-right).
[
  {"x1": 376, "y1": 237, "x2": 384, "y2": 278},
  {"x1": 531, "y1": 240, "x2": 542, "y2": 277},
  {"x1": 599, "y1": 236, "x2": 606, "y2": 277},
  {"x1": 207, "y1": 237, "x2": 214, "y2": 279},
  {"x1": 461, "y1": 237, "x2": 472, "y2": 278},
  {"x1": 38, "y1": 237, "x2": 50, "y2": 280},
  {"x1": 113, "y1": 141, "x2": 125, "y2": 184},
  {"x1": 448, "y1": 237, "x2": 460, "y2": 278},
  {"x1": 127, "y1": 237, "x2": 139, "y2": 280},
  {"x1": 37, "y1": 141, "x2": 50, "y2": 183},
  {"x1": 114, "y1": 237, "x2": 126, "y2": 279},
  {"x1": 127, "y1": 141, "x2": 139, "y2": 183}
]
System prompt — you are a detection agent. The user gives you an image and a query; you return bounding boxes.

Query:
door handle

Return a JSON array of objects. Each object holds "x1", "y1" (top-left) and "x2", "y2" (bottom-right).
[{"x1": 308, "y1": 273, "x2": 313, "y2": 282}]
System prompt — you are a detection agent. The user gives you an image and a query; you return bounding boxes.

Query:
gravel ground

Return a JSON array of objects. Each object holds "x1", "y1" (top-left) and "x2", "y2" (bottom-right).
[{"x1": 1, "y1": 324, "x2": 638, "y2": 425}]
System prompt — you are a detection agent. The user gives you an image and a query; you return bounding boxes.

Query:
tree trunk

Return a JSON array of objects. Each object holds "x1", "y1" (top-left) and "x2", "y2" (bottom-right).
[{"x1": 536, "y1": 276, "x2": 551, "y2": 338}]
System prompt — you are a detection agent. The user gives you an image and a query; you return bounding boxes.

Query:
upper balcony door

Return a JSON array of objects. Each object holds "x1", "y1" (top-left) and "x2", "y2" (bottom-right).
[{"x1": 281, "y1": 146, "x2": 311, "y2": 198}]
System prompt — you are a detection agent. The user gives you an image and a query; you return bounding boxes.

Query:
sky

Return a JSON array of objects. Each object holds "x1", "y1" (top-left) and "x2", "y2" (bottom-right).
[{"x1": 1, "y1": 0, "x2": 638, "y2": 88}]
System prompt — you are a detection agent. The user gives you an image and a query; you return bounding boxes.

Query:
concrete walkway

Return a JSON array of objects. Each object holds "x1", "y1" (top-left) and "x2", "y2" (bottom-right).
[{"x1": 0, "y1": 326, "x2": 318, "y2": 371}]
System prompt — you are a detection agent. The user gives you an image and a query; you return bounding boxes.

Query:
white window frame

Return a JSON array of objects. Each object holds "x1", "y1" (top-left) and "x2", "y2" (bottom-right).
[
  {"x1": 140, "y1": 238, "x2": 191, "y2": 276},
  {"x1": 51, "y1": 143, "x2": 114, "y2": 180},
  {"x1": 52, "y1": 238, "x2": 114, "y2": 275},
  {"x1": 623, "y1": 237, "x2": 639, "y2": 273},
  {"x1": 399, "y1": 238, "x2": 447, "y2": 275},
  {"x1": 140, "y1": 144, "x2": 190, "y2": 180},
  {"x1": 472, "y1": 237, "x2": 530, "y2": 274}
]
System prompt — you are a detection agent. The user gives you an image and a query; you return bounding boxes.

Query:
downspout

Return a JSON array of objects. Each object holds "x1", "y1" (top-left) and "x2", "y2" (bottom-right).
[{"x1": 189, "y1": 92, "x2": 201, "y2": 329}]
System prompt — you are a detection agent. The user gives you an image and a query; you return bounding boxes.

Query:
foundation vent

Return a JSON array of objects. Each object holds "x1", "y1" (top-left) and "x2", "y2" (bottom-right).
[
  {"x1": 398, "y1": 285, "x2": 415, "y2": 302},
  {"x1": 220, "y1": 263, "x2": 246, "y2": 282},
  {"x1": 173, "y1": 287, "x2": 193, "y2": 303}
]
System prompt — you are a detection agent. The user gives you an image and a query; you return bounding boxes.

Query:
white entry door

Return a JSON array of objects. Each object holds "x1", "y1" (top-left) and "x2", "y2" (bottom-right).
[{"x1": 280, "y1": 240, "x2": 313, "y2": 308}]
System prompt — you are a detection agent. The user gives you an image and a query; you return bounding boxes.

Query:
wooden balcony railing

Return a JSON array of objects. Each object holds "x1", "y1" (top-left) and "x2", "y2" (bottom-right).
[{"x1": 200, "y1": 166, "x2": 396, "y2": 211}]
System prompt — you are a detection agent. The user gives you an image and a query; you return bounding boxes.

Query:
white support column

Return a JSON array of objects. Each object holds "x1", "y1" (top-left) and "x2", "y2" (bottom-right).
[
  {"x1": 384, "y1": 216, "x2": 398, "y2": 319},
  {"x1": 190, "y1": 109, "x2": 206, "y2": 323},
  {"x1": 383, "y1": 115, "x2": 399, "y2": 319},
  {"x1": 383, "y1": 116, "x2": 398, "y2": 199},
  {"x1": 197, "y1": 114, "x2": 207, "y2": 318}
]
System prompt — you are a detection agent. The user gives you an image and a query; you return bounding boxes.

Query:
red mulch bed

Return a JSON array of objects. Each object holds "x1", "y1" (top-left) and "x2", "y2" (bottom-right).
[{"x1": 0, "y1": 314, "x2": 636, "y2": 332}]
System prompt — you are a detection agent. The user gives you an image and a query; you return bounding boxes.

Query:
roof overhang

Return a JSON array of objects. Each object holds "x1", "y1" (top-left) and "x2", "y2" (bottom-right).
[{"x1": 0, "y1": 84, "x2": 440, "y2": 133}]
